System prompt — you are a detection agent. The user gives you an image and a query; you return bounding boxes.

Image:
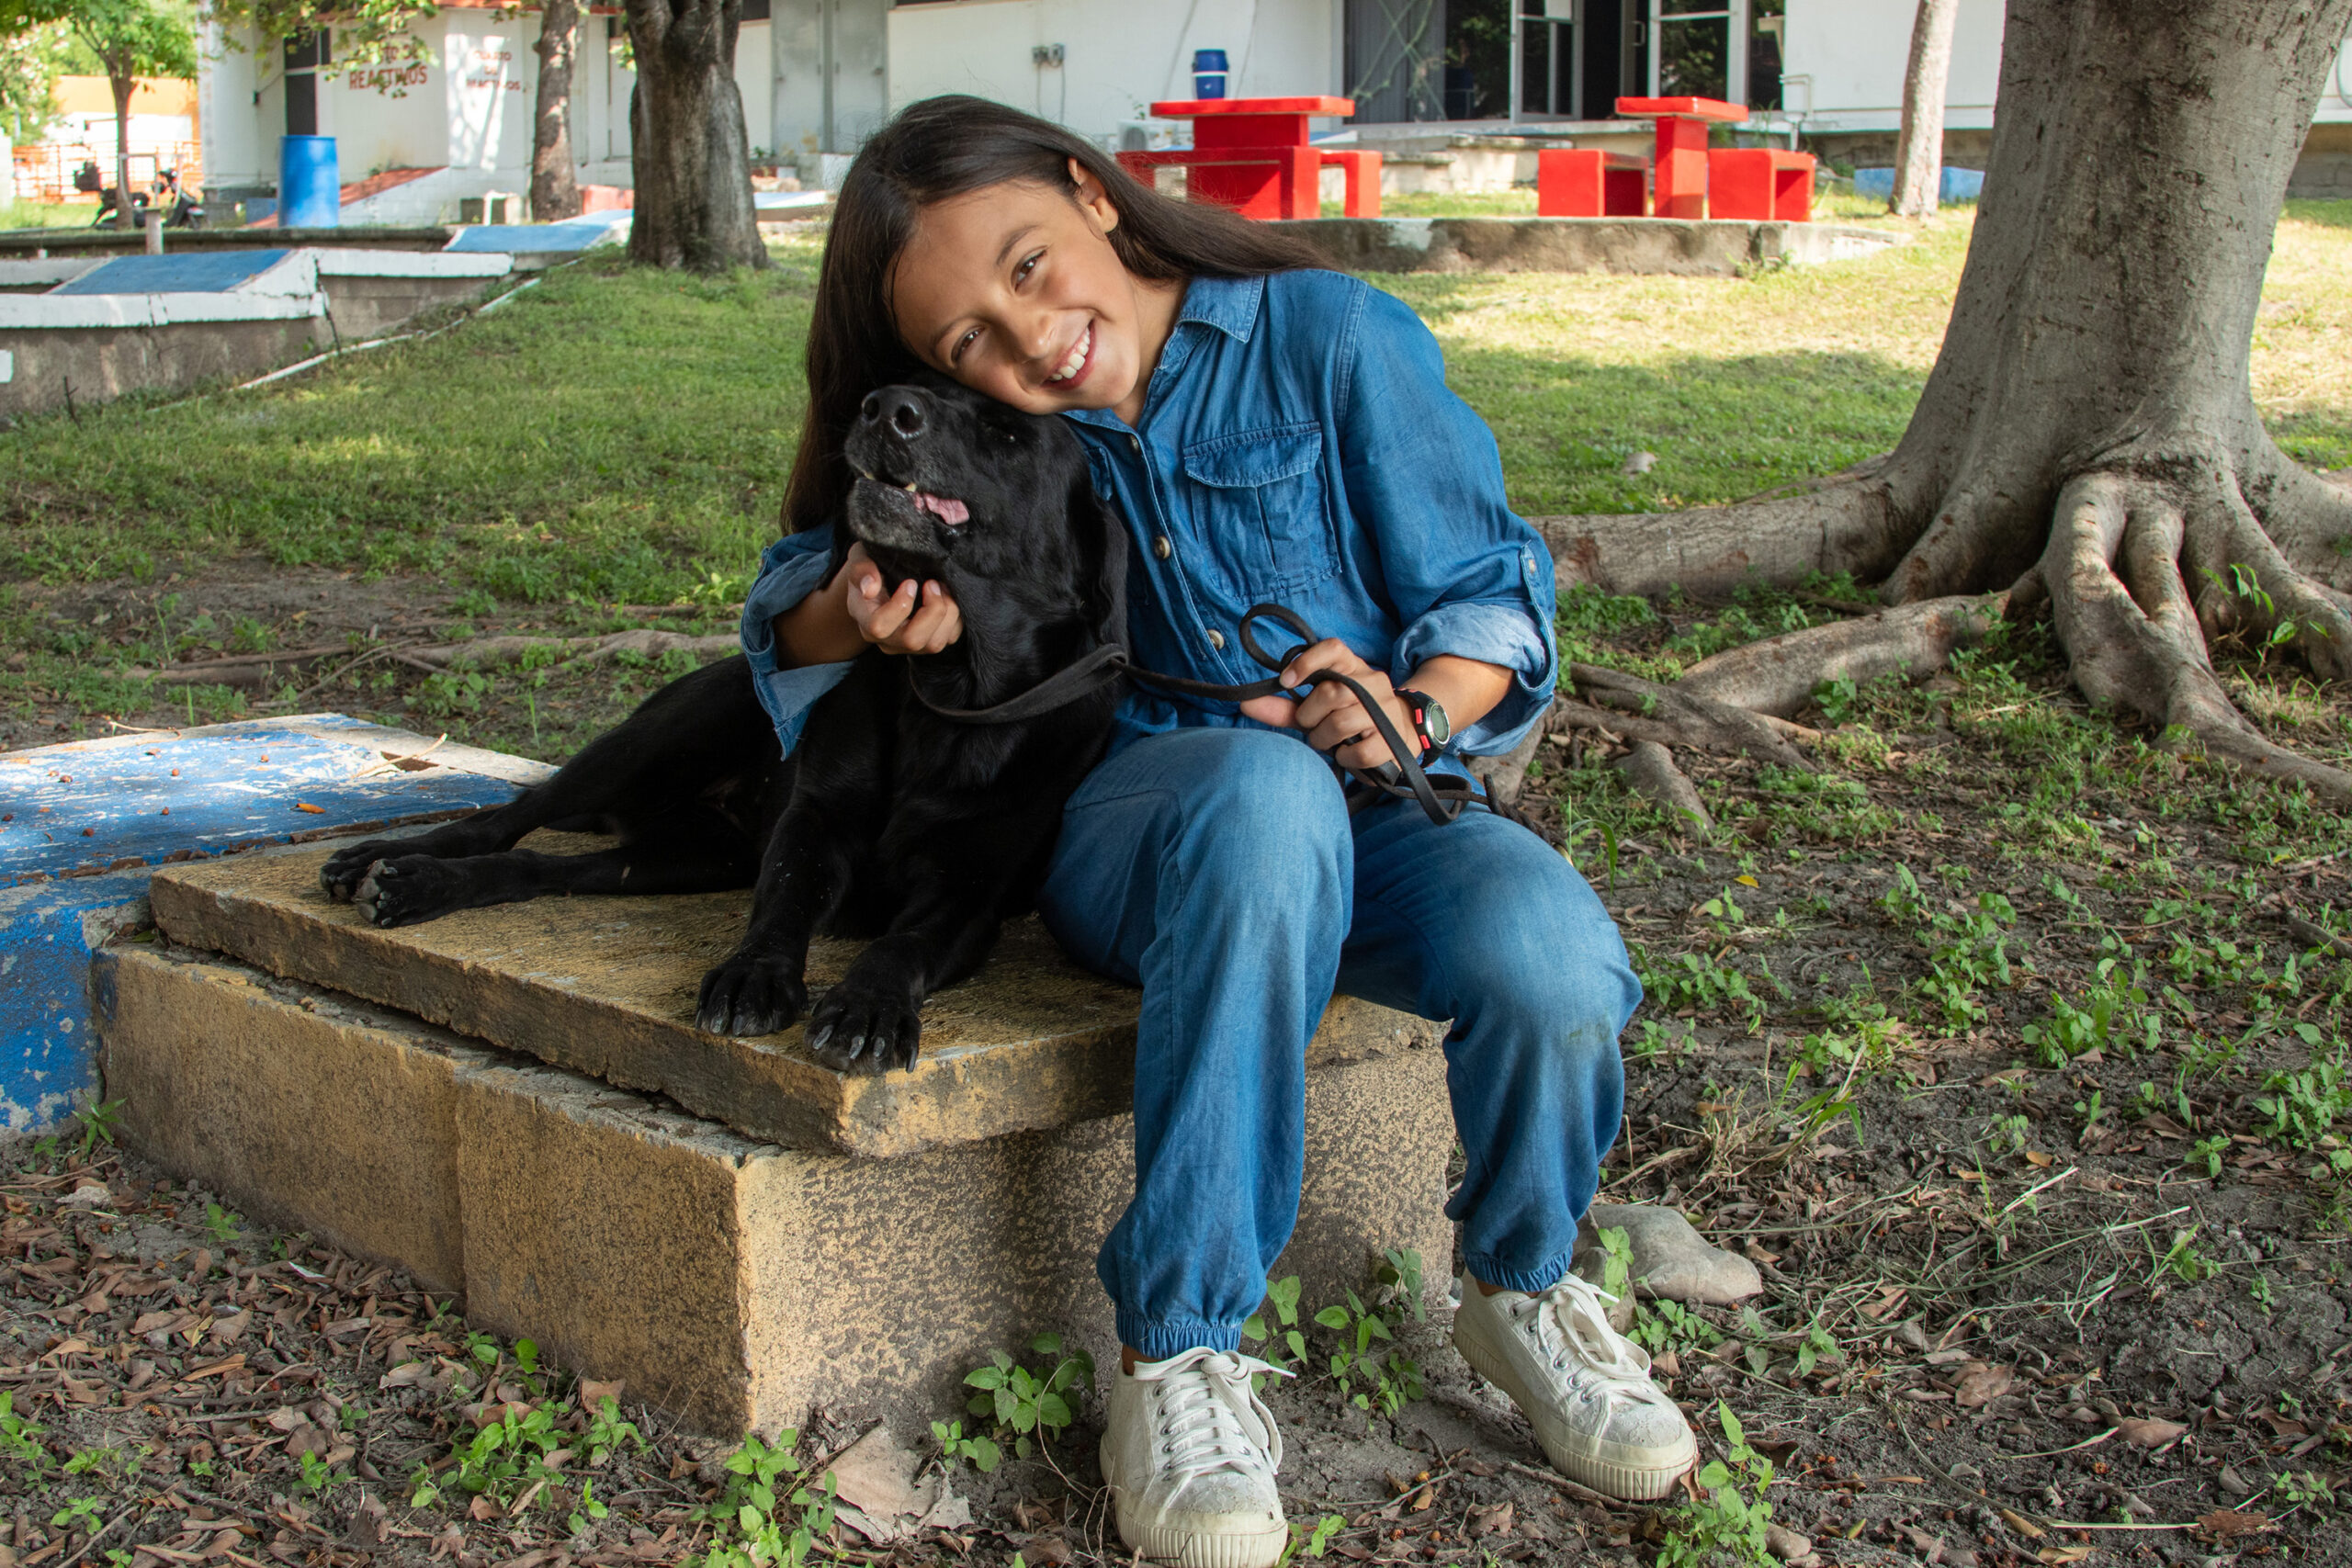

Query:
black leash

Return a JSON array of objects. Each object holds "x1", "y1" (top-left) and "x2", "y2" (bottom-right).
[{"x1": 907, "y1": 604, "x2": 1479, "y2": 825}]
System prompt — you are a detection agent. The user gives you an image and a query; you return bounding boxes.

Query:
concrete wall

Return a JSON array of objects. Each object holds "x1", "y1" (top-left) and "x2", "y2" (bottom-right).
[
  {"x1": 0, "y1": 313, "x2": 327, "y2": 420},
  {"x1": 885, "y1": 0, "x2": 1341, "y2": 148}
]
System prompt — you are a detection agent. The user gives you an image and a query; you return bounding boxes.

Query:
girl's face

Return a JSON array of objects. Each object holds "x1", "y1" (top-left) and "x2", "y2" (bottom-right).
[{"x1": 889, "y1": 164, "x2": 1178, "y2": 423}]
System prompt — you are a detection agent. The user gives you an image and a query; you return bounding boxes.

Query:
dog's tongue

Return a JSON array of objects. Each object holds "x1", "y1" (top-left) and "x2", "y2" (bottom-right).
[{"x1": 912, "y1": 491, "x2": 969, "y2": 526}]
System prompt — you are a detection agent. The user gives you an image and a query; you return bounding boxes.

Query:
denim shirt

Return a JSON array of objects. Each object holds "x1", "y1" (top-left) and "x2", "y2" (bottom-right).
[{"x1": 739, "y1": 269, "x2": 1558, "y2": 770}]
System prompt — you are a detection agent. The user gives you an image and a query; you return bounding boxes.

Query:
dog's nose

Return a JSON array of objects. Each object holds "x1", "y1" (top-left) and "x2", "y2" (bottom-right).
[{"x1": 862, "y1": 389, "x2": 927, "y2": 440}]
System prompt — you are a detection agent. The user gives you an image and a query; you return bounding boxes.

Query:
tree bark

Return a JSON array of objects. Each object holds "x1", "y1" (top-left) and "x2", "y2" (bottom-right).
[
  {"x1": 1889, "y1": 0, "x2": 1959, "y2": 217},
  {"x1": 1529, "y1": 0, "x2": 2352, "y2": 801},
  {"x1": 110, "y1": 68, "x2": 134, "y2": 231},
  {"x1": 531, "y1": 0, "x2": 583, "y2": 221},
  {"x1": 623, "y1": 0, "x2": 765, "y2": 272}
]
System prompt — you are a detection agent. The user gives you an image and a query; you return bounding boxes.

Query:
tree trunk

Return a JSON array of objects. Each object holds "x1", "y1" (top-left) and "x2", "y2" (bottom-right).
[
  {"x1": 1889, "y1": 0, "x2": 1959, "y2": 217},
  {"x1": 531, "y1": 0, "x2": 583, "y2": 221},
  {"x1": 1534, "y1": 0, "x2": 2352, "y2": 800},
  {"x1": 110, "y1": 68, "x2": 133, "y2": 231},
  {"x1": 623, "y1": 0, "x2": 764, "y2": 272}
]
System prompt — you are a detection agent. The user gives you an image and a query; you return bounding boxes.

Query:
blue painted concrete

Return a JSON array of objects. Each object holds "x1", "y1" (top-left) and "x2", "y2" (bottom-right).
[
  {"x1": 446, "y1": 215, "x2": 629, "y2": 254},
  {"x1": 1850, "y1": 165, "x2": 1985, "y2": 204},
  {"x1": 54, "y1": 251, "x2": 296, "y2": 296},
  {"x1": 1, "y1": 715, "x2": 542, "y2": 1136}
]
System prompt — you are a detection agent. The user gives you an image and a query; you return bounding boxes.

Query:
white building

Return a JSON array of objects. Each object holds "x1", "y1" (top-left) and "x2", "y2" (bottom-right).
[{"x1": 198, "y1": 0, "x2": 2352, "y2": 219}]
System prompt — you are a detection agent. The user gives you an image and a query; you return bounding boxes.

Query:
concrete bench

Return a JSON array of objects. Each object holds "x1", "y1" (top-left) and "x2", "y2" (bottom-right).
[{"x1": 102, "y1": 829, "x2": 1455, "y2": 1436}]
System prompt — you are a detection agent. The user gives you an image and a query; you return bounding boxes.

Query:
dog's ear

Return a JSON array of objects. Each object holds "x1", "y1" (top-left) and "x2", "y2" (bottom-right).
[{"x1": 1072, "y1": 476, "x2": 1129, "y2": 650}]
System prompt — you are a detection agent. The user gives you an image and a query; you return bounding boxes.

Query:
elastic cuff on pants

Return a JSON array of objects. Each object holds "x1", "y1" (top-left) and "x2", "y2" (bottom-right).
[
  {"x1": 1116, "y1": 1310, "x2": 1244, "y2": 1363},
  {"x1": 1462, "y1": 1246, "x2": 1575, "y2": 1297}
]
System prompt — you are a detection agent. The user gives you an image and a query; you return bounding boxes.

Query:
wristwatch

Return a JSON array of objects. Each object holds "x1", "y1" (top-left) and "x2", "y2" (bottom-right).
[{"x1": 1393, "y1": 689, "x2": 1451, "y2": 762}]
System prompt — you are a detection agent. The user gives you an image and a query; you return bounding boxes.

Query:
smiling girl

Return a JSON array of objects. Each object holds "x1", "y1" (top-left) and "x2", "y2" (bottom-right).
[{"x1": 740, "y1": 96, "x2": 1691, "y2": 1568}]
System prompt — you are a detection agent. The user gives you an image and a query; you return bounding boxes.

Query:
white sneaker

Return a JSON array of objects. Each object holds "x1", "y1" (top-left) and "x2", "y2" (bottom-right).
[
  {"x1": 1099, "y1": 1348, "x2": 1292, "y2": 1568},
  {"x1": 1452, "y1": 1270, "x2": 1697, "y2": 1499}
]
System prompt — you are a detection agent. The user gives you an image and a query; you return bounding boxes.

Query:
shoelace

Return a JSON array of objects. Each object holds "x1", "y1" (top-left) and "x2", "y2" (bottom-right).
[
  {"x1": 1508, "y1": 1273, "x2": 1655, "y2": 1415},
  {"x1": 1134, "y1": 1348, "x2": 1294, "y2": 1495}
]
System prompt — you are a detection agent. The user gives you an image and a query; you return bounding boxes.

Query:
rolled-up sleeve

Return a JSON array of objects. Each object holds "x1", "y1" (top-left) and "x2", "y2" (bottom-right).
[
  {"x1": 1340, "y1": 288, "x2": 1557, "y2": 756},
  {"x1": 739, "y1": 526, "x2": 854, "y2": 755}
]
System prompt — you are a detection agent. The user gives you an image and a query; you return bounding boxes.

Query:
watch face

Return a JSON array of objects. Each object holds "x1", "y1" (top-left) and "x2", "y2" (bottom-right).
[{"x1": 1424, "y1": 698, "x2": 1452, "y2": 747}]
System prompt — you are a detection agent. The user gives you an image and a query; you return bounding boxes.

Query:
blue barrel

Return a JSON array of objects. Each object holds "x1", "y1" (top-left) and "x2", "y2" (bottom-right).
[
  {"x1": 1193, "y1": 47, "x2": 1227, "y2": 98},
  {"x1": 278, "y1": 135, "x2": 340, "y2": 229}
]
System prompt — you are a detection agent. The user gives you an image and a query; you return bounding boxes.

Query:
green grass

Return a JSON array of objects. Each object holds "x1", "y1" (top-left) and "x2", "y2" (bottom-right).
[
  {"x1": 0, "y1": 201, "x2": 106, "y2": 230},
  {"x1": 1, "y1": 249, "x2": 814, "y2": 606}
]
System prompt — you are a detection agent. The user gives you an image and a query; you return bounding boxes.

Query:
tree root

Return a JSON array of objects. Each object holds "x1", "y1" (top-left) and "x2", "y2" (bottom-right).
[
  {"x1": 1532, "y1": 464, "x2": 1912, "y2": 601},
  {"x1": 2032, "y1": 469, "x2": 2352, "y2": 804},
  {"x1": 1612, "y1": 741, "x2": 1712, "y2": 836},
  {"x1": 1675, "y1": 593, "x2": 2005, "y2": 717},
  {"x1": 403, "y1": 630, "x2": 741, "y2": 670},
  {"x1": 1567, "y1": 665, "x2": 1813, "y2": 769}
]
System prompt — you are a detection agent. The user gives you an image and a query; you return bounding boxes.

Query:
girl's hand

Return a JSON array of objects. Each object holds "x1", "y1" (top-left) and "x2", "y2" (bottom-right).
[
  {"x1": 1237, "y1": 637, "x2": 1418, "y2": 771},
  {"x1": 839, "y1": 542, "x2": 963, "y2": 655}
]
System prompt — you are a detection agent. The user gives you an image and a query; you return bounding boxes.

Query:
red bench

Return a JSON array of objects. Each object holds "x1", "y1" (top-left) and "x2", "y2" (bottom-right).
[
  {"x1": 1535, "y1": 149, "x2": 1647, "y2": 218},
  {"x1": 1114, "y1": 96, "x2": 1382, "y2": 220},
  {"x1": 1707, "y1": 148, "x2": 1816, "y2": 221}
]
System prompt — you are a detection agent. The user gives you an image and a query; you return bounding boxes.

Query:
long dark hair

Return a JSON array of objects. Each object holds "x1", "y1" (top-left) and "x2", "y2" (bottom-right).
[{"x1": 782, "y1": 95, "x2": 1324, "y2": 534}]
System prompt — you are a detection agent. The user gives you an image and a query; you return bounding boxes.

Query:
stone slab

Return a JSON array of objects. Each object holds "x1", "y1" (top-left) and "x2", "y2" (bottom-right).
[
  {"x1": 97, "y1": 943, "x2": 1455, "y2": 1435},
  {"x1": 0, "y1": 715, "x2": 548, "y2": 1138},
  {"x1": 1275, "y1": 215, "x2": 1901, "y2": 275},
  {"x1": 149, "y1": 838, "x2": 1433, "y2": 1157}
]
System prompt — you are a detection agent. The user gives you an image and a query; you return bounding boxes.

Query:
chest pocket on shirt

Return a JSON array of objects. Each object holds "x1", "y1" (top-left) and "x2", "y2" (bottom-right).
[{"x1": 1181, "y1": 422, "x2": 1340, "y2": 597}]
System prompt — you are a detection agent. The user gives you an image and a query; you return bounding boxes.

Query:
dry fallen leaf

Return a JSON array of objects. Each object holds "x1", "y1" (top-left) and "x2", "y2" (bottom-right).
[
  {"x1": 2198, "y1": 1509, "x2": 2269, "y2": 1538},
  {"x1": 2037, "y1": 1547, "x2": 2094, "y2": 1564},
  {"x1": 295, "y1": 802, "x2": 326, "y2": 814},
  {"x1": 1998, "y1": 1509, "x2": 2047, "y2": 1540},
  {"x1": 2115, "y1": 1416, "x2": 2188, "y2": 1447},
  {"x1": 1954, "y1": 1364, "x2": 2016, "y2": 1407}
]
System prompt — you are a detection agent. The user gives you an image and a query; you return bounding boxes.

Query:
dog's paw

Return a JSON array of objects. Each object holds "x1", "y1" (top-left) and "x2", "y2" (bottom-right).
[
  {"x1": 320, "y1": 840, "x2": 403, "y2": 901},
  {"x1": 695, "y1": 956, "x2": 808, "y2": 1038},
  {"x1": 805, "y1": 983, "x2": 922, "y2": 1076},
  {"x1": 350, "y1": 856, "x2": 468, "y2": 928}
]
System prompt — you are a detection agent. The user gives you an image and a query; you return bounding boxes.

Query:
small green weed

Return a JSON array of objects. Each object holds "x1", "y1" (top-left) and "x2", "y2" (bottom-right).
[
  {"x1": 72, "y1": 1099, "x2": 123, "y2": 1161},
  {"x1": 929, "y1": 1419, "x2": 1001, "y2": 1474},
  {"x1": 0, "y1": 1393, "x2": 48, "y2": 1466},
  {"x1": 2152, "y1": 1227, "x2": 2219, "y2": 1285},
  {"x1": 1312, "y1": 1250, "x2": 1427, "y2": 1416},
  {"x1": 1658, "y1": 1404, "x2": 1777, "y2": 1567},
  {"x1": 202, "y1": 1202, "x2": 243, "y2": 1246},
  {"x1": 51, "y1": 1498, "x2": 105, "y2": 1533},
  {"x1": 1241, "y1": 1274, "x2": 1308, "y2": 1376},
  {"x1": 1280, "y1": 1514, "x2": 1347, "y2": 1562},
  {"x1": 699, "y1": 1430, "x2": 837, "y2": 1568},
  {"x1": 2023, "y1": 962, "x2": 2163, "y2": 1066},
  {"x1": 963, "y1": 1333, "x2": 1095, "y2": 1461}
]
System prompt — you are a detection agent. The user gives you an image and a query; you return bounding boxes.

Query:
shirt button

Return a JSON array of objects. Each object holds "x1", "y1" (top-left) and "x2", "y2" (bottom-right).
[
  {"x1": 1206, "y1": 628, "x2": 1226, "y2": 650},
  {"x1": 1129, "y1": 434, "x2": 1142, "y2": 451},
  {"x1": 1154, "y1": 536, "x2": 1173, "y2": 559}
]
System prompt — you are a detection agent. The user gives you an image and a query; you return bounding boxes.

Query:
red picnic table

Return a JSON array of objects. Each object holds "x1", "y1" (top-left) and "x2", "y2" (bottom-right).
[
  {"x1": 1116, "y1": 96, "x2": 1382, "y2": 220},
  {"x1": 1538, "y1": 96, "x2": 1815, "y2": 221}
]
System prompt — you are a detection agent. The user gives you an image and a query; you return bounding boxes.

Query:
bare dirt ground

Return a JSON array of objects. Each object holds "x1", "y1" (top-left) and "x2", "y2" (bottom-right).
[{"x1": 4, "y1": 569, "x2": 2350, "y2": 1568}]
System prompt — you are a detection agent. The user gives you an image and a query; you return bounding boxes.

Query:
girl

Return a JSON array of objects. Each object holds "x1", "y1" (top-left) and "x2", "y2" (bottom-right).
[{"x1": 741, "y1": 96, "x2": 1692, "y2": 1568}]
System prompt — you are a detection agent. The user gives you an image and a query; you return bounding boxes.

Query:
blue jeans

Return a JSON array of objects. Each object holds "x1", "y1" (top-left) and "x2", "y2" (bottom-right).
[{"x1": 1035, "y1": 728, "x2": 1641, "y2": 1361}]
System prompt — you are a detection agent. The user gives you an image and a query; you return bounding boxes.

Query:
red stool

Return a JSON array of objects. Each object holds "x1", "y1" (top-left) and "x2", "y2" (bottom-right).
[
  {"x1": 1535, "y1": 149, "x2": 1647, "y2": 217},
  {"x1": 1707, "y1": 148, "x2": 1816, "y2": 221}
]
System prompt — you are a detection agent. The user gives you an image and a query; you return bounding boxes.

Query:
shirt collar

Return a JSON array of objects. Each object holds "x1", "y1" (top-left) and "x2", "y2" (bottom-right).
[
  {"x1": 1060, "y1": 274, "x2": 1263, "y2": 434},
  {"x1": 1175, "y1": 273, "x2": 1264, "y2": 343}
]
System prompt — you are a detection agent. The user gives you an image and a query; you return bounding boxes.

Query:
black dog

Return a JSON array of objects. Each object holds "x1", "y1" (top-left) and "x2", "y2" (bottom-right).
[{"x1": 317, "y1": 376, "x2": 1126, "y2": 1074}]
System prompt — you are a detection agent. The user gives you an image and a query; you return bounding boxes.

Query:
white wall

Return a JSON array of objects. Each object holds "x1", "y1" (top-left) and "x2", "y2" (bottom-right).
[
  {"x1": 1784, "y1": 0, "x2": 2352, "y2": 131},
  {"x1": 886, "y1": 0, "x2": 1341, "y2": 147},
  {"x1": 1781, "y1": 0, "x2": 2004, "y2": 130},
  {"x1": 200, "y1": 11, "x2": 776, "y2": 201}
]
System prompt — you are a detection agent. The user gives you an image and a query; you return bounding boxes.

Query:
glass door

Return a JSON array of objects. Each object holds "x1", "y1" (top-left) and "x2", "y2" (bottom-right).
[
  {"x1": 1648, "y1": 0, "x2": 1745, "y2": 105},
  {"x1": 1521, "y1": 0, "x2": 1577, "y2": 118}
]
